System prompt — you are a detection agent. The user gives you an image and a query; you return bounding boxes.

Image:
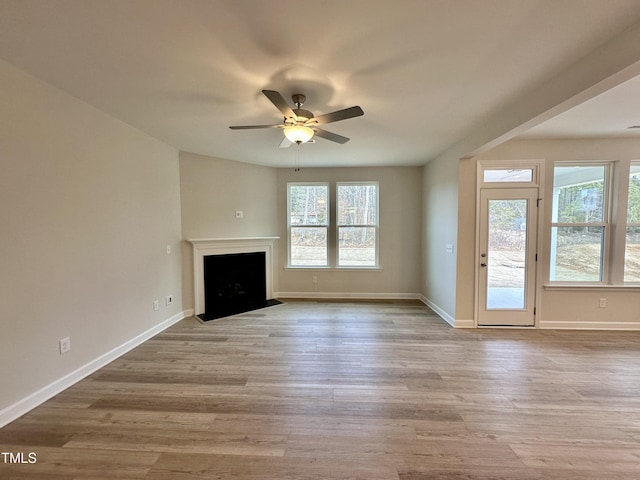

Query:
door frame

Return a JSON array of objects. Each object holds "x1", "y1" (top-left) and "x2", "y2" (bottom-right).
[{"x1": 475, "y1": 161, "x2": 543, "y2": 328}]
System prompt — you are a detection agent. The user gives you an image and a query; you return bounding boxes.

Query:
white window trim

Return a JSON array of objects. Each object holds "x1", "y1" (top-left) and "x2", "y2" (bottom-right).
[
  {"x1": 287, "y1": 182, "x2": 329, "y2": 268},
  {"x1": 478, "y1": 161, "x2": 541, "y2": 188},
  {"x1": 336, "y1": 181, "x2": 380, "y2": 268},
  {"x1": 549, "y1": 161, "x2": 612, "y2": 285}
]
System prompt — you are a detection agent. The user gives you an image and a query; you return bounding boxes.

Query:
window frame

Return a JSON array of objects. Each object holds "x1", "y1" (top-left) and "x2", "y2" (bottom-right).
[
  {"x1": 287, "y1": 182, "x2": 329, "y2": 268},
  {"x1": 336, "y1": 181, "x2": 380, "y2": 268},
  {"x1": 549, "y1": 161, "x2": 612, "y2": 285},
  {"x1": 624, "y1": 161, "x2": 640, "y2": 283}
]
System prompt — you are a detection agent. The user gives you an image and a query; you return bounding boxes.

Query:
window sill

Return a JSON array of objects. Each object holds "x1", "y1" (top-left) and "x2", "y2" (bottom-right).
[
  {"x1": 284, "y1": 266, "x2": 383, "y2": 272},
  {"x1": 543, "y1": 284, "x2": 640, "y2": 291}
]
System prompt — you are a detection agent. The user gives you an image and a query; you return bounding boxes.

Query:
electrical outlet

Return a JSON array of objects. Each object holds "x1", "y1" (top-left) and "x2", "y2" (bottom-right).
[
  {"x1": 312, "y1": 275, "x2": 318, "y2": 284},
  {"x1": 59, "y1": 337, "x2": 71, "y2": 354},
  {"x1": 166, "y1": 244, "x2": 172, "y2": 254},
  {"x1": 153, "y1": 300, "x2": 160, "y2": 311},
  {"x1": 599, "y1": 298, "x2": 607, "y2": 308},
  {"x1": 165, "y1": 295, "x2": 173, "y2": 306},
  {"x1": 235, "y1": 210, "x2": 244, "y2": 219}
]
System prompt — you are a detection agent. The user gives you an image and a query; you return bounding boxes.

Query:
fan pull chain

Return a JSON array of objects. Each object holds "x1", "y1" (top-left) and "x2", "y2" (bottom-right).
[{"x1": 294, "y1": 143, "x2": 301, "y2": 172}]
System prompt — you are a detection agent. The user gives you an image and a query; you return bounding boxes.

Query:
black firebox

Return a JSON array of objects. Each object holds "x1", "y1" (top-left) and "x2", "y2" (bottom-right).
[{"x1": 199, "y1": 252, "x2": 272, "y2": 321}]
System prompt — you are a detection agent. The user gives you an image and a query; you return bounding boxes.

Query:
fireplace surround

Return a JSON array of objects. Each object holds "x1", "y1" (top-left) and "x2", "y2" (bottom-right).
[{"x1": 189, "y1": 237, "x2": 278, "y2": 319}]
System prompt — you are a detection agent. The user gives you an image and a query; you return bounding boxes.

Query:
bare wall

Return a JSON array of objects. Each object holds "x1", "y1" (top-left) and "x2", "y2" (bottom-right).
[
  {"x1": 277, "y1": 167, "x2": 422, "y2": 297},
  {"x1": 179, "y1": 152, "x2": 279, "y2": 310},
  {"x1": 0, "y1": 59, "x2": 183, "y2": 416},
  {"x1": 421, "y1": 156, "x2": 460, "y2": 324}
]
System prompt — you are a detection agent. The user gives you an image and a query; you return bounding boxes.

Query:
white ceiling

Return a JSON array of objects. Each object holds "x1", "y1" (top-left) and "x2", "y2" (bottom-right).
[
  {"x1": 520, "y1": 74, "x2": 640, "y2": 139},
  {"x1": 2, "y1": 0, "x2": 640, "y2": 168}
]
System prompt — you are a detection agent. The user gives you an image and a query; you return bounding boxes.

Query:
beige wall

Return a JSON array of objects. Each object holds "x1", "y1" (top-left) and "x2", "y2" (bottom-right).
[
  {"x1": 179, "y1": 152, "x2": 279, "y2": 310},
  {"x1": 0, "y1": 60, "x2": 183, "y2": 416},
  {"x1": 454, "y1": 157, "x2": 477, "y2": 325},
  {"x1": 468, "y1": 138, "x2": 640, "y2": 328},
  {"x1": 421, "y1": 155, "x2": 460, "y2": 324},
  {"x1": 276, "y1": 167, "x2": 422, "y2": 297}
]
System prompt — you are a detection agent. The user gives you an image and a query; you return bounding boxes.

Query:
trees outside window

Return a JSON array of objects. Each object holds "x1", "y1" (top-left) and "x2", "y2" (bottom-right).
[
  {"x1": 337, "y1": 183, "x2": 378, "y2": 267},
  {"x1": 288, "y1": 183, "x2": 328, "y2": 266},
  {"x1": 287, "y1": 182, "x2": 379, "y2": 268},
  {"x1": 625, "y1": 163, "x2": 640, "y2": 282},
  {"x1": 550, "y1": 165, "x2": 608, "y2": 282}
]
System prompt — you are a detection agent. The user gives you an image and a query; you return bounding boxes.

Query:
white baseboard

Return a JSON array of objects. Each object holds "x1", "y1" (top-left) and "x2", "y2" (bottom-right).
[
  {"x1": 453, "y1": 318, "x2": 475, "y2": 328},
  {"x1": 418, "y1": 295, "x2": 469, "y2": 327},
  {"x1": 275, "y1": 291, "x2": 421, "y2": 300},
  {"x1": 0, "y1": 310, "x2": 190, "y2": 428},
  {"x1": 539, "y1": 320, "x2": 640, "y2": 330}
]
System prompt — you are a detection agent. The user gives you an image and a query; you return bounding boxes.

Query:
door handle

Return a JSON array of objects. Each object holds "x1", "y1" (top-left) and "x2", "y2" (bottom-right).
[{"x1": 480, "y1": 263, "x2": 487, "y2": 267}]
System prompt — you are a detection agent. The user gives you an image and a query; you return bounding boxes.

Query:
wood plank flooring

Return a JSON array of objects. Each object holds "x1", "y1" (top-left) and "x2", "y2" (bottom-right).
[{"x1": 2, "y1": 299, "x2": 640, "y2": 479}]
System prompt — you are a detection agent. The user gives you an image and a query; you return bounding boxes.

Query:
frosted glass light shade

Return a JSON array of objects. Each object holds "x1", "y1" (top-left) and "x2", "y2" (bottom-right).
[{"x1": 284, "y1": 125, "x2": 314, "y2": 144}]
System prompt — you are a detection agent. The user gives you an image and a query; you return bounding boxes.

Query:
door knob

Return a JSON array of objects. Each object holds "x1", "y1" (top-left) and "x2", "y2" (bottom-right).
[{"x1": 480, "y1": 263, "x2": 487, "y2": 267}]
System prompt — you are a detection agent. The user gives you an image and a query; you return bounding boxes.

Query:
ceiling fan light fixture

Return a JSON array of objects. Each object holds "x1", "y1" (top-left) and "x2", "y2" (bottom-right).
[
  {"x1": 284, "y1": 125, "x2": 314, "y2": 144},
  {"x1": 230, "y1": 90, "x2": 362, "y2": 145}
]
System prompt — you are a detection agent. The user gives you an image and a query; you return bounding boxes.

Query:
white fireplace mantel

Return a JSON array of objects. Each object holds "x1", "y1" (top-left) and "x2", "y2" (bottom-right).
[{"x1": 188, "y1": 237, "x2": 279, "y2": 316}]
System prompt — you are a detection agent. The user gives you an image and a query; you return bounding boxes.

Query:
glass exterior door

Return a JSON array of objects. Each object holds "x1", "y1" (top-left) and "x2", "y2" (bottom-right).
[{"x1": 478, "y1": 188, "x2": 538, "y2": 326}]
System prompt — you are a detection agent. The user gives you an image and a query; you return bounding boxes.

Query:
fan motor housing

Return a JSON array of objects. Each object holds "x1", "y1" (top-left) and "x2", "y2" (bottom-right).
[
  {"x1": 293, "y1": 108, "x2": 313, "y2": 122},
  {"x1": 292, "y1": 93, "x2": 306, "y2": 105}
]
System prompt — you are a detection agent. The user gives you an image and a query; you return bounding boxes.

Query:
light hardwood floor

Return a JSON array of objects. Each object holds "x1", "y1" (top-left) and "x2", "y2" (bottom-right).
[{"x1": 2, "y1": 300, "x2": 640, "y2": 479}]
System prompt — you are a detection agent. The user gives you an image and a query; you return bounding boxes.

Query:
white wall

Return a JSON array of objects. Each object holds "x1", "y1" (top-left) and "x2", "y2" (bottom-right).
[
  {"x1": 421, "y1": 156, "x2": 460, "y2": 325},
  {"x1": 179, "y1": 152, "x2": 279, "y2": 310},
  {"x1": 0, "y1": 59, "x2": 183, "y2": 424},
  {"x1": 471, "y1": 138, "x2": 640, "y2": 329},
  {"x1": 276, "y1": 167, "x2": 422, "y2": 297}
]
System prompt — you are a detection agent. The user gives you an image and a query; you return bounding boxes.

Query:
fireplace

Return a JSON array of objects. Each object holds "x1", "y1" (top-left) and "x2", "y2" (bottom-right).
[
  {"x1": 189, "y1": 237, "x2": 279, "y2": 321},
  {"x1": 202, "y1": 252, "x2": 267, "y2": 320}
]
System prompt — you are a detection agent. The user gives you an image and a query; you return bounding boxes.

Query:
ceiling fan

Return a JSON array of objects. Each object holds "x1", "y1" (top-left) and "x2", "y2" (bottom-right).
[{"x1": 229, "y1": 90, "x2": 364, "y2": 146}]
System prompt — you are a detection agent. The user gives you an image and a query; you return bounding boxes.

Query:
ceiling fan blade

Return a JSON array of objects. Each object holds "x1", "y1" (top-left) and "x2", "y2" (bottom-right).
[
  {"x1": 262, "y1": 90, "x2": 296, "y2": 119},
  {"x1": 313, "y1": 128, "x2": 350, "y2": 144},
  {"x1": 309, "y1": 106, "x2": 364, "y2": 125},
  {"x1": 279, "y1": 137, "x2": 292, "y2": 148},
  {"x1": 229, "y1": 124, "x2": 283, "y2": 130}
]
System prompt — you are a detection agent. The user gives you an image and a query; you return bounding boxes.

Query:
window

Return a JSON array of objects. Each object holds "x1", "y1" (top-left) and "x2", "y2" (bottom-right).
[
  {"x1": 550, "y1": 164, "x2": 609, "y2": 282},
  {"x1": 287, "y1": 181, "x2": 379, "y2": 268},
  {"x1": 337, "y1": 183, "x2": 378, "y2": 267},
  {"x1": 625, "y1": 163, "x2": 640, "y2": 282},
  {"x1": 483, "y1": 168, "x2": 534, "y2": 183},
  {"x1": 287, "y1": 183, "x2": 328, "y2": 266}
]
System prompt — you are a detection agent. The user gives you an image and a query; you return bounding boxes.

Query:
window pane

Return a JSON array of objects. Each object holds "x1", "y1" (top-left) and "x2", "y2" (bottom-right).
[
  {"x1": 486, "y1": 199, "x2": 527, "y2": 309},
  {"x1": 553, "y1": 166, "x2": 605, "y2": 223},
  {"x1": 338, "y1": 227, "x2": 376, "y2": 266},
  {"x1": 624, "y1": 166, "x2": 640, "y2": 281},
  {"x1": 627, "y1": 166, "x2": 640, "y2": 224},
  {"x1": 550, "y1": 226, "x2": 603, "y2": 281},
  {"x1": 337, "y1": 184, "x2": 377, "y2": 225},
  {"x1": 625, "y1": 227, "x2": 640, "y2": 282},
  {"x1": 483, "y1": 169, "x2": 533, "y2": 183},
  {"x1": 289, "y1": 185, "x2": 328, "y2": 226},
  {"x1": 290, "y1": 227, "x2": 327, "y2": 266}
]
